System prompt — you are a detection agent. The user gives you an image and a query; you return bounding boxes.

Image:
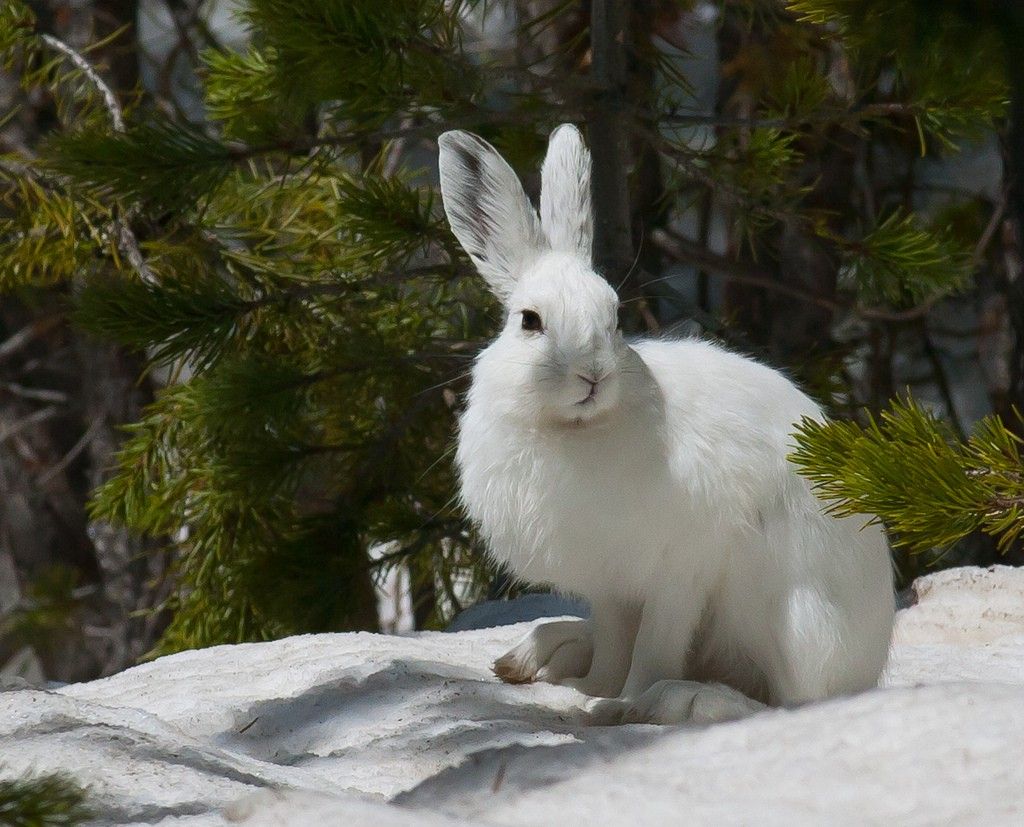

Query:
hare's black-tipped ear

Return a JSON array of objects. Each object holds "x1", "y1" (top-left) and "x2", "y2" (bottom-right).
[
  {"x1": 438, "y1": 130, "x2": 545, "y2": 303},
  {"x1": 540, "y1": 124, "x2": 593, "y2": 262}
]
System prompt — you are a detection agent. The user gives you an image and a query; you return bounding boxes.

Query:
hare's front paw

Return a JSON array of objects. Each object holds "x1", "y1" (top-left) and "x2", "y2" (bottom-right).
[
  {"x1": 588, "y1": 680, "x2": 765, "y2": 726},
  {"x1": 493, "y1": 619, "x2": 592, "y2": 685}
]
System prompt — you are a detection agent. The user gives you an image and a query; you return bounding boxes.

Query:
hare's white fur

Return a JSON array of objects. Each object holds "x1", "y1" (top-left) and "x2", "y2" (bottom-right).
[{"x1": 438, "y1": 125, "x2": 894, "y2": 722}]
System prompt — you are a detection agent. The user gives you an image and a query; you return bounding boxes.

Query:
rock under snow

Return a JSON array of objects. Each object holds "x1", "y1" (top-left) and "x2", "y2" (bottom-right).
[{"x1": 1, "y1": 565, "x2": 1023, "y2": 826}]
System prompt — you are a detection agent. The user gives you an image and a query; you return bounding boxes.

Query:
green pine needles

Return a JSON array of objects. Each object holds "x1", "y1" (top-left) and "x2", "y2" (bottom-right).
[
  {"x1": 791, "y1": 400, "x2": 1024, "y2": 552},
  {"x1": 840, "y1": 211, "x2": 971, "y2": 306},
  {"x1": 0, "y1": 772, "x2": 90, "y2": 827}
]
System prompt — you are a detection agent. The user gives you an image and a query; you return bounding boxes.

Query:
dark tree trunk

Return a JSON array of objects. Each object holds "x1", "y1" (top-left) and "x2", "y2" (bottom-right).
[{"x1": 588, "y1": 0, "x2": 635, "y2": 283}]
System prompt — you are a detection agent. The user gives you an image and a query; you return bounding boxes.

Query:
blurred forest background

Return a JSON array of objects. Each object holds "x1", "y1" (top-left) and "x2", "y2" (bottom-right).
[{"x1": 3, "y1": 0, "x2": 1024, "y2": 686}]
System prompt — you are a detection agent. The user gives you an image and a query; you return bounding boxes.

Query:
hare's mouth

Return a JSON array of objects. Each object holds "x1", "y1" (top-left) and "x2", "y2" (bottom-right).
[{"x1": 573, "y1": 372, "x2": 607, "y2": 406}]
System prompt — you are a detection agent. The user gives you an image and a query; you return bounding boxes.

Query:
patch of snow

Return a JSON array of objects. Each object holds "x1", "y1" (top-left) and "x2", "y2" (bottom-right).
[{"x1": 0, "y1": 566, "x2": 1021, "y2": 826}]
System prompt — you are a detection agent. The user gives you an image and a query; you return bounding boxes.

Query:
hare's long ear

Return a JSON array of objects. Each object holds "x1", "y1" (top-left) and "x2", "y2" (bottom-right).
[
  {"x1": 540, "y1": 124, "x2": 593, "y2": 262},
  {"x1": 438, "y1": 130, "x2": 545, "y2": 303}
]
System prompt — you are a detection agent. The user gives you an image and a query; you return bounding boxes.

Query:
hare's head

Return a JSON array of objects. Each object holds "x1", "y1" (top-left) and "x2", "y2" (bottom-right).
[{"x1": 439, "y1": 125, "x2": 627, "y2": 427}]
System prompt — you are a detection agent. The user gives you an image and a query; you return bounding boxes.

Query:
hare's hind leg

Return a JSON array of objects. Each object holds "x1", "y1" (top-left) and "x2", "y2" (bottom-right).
[
  {"x1": 767, "y1": 583, "x2": 893, "y2": 705},
  {"x1": 591, "y1": 679, "x2": 765, "y2": 725},
  {"x1": 760, "y1": 513, "x2": 894, "y2": 705}
]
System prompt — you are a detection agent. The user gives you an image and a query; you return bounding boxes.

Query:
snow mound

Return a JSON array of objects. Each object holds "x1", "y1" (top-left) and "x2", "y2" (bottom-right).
[{"x1": 1, "y1": 565, "x2": 1023, "y2": 826}]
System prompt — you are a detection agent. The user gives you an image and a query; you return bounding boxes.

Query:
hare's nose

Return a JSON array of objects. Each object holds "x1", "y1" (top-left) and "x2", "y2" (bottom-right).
[{"x1": 576, "y1": 371, "x2": 610, "y2": 388}]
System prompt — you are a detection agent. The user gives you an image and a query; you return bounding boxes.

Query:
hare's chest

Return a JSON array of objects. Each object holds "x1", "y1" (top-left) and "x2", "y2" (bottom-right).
[
  {"x1": 500, "y1": 439, "x2": 681, "y2": 591},
  {"x1": 456, "y1": 417, "x2": 687, "y2": 593}
]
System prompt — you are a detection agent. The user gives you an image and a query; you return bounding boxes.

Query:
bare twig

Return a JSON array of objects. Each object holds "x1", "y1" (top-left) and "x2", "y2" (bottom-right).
[
  {"x1": 40, "y1": 34, "x2": 125, "y2": 131},
  {"x1": 1, "y1": 381, "x2": 69, "y2": 403},
  {"x1": 0, "y1": 317, "x2": 62, "y2": 363},
  {"x1": 38, "y1": 414, "x2": 107, "y2": 485},
  {"x1": 918, "y1": 319, "x2": 967, "y2": 439},
  {"x1": 651, "y1": 228, "x2": 841, "y2": 309},
  {"x1": 655, "y1": 101, "x2": 919, "y2": 130},
  {"x1": 973, "y1": 191, "x2": 1008, "y2": 266},
  {"x1": 162, "y1": 0, "x2": 204, "y2": 67},
  {"x1": 636, "y1": 298, "x2": 660, "y2": 332},
  {"x1": 0, "y1": 406, "x2": 59, "y2": 444},
  {"x1": 382, "y1": 117, "x2": 415, "y2": 178},
  {"x1": 0, "y1": 157, "x2": 38, "y2": 179}
]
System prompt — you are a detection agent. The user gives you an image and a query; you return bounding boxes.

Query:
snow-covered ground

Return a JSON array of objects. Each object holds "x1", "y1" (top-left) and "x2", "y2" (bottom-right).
[{"x1": 2, "y1": 565, "x2": 1023, "y2": 826}]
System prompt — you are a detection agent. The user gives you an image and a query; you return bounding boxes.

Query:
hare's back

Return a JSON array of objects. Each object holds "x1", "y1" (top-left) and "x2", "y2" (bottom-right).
[
  {"x1": 631, "y1": 337, "x2": 822, "y2": 434},
  {"x1": 630, "y1": 337, "x2": 822, "y2": 503}
]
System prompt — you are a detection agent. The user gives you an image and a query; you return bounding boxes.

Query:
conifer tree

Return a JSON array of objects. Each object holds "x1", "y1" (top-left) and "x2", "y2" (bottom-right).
[{"x1": 1, "y1": 0, "x2": 1022, "y2": 658}]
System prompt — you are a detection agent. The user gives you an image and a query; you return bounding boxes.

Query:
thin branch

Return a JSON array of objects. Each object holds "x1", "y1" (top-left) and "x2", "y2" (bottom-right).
[
  {"x1": 973, "y1": 190, "x2": 1008, "y2": 266},
  {"x1": 920, "y1": 322, "x2": 967, "y2": 440},
  {"x1": 652, "y1": 228, "x2": 939, "y2": 323},
  {"x1": 40, "y1": 34, "x2": 125, "y2": 131},
  {"x1": 221, "y1": 106, "x2": 561, "y2": 166},
  {"x1": 0, "y1": 406, "x2": 59, "y2": 444},
  {"x1": 0, "y1": 317, "x2": 62, "y2": 363},
  {"x1": 0, "y1": 157, "x2": 37, "y2": 179},
  {"x1": 1, "y1": 381, "x2": 69, "y2": 403},
  {"x1": 382, "y1": 117, "x2": 415, "y2": 178},
  {"x1": 652, "y1": 228, "x2": 839, "y2": 309},
  {"x1": 162, "y1": 0, "x2": 204, "y2": 68},
  {"x1": 38, "y1": 415, "x2": 110, "y2": 485},
  {"x1": 652, "y1": 101, "x2": 919, "y2": 130}
]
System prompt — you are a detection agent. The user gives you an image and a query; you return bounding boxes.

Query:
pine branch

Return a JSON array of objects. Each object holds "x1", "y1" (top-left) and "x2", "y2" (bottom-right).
[
  {"x1": 833, "y1": 211, "x2": 972, "y2": 306},
  {"x1": 39, "y1": 33, "x2": 157, "y2": 284},
  {"x1": 787, "y1": 0, "x2": 1008, "y2": 146},
  {"x1": 789, "y1": 399, "x2": 1024, "y2": 551},
  {"x1": 45, "y1": 120, "x2": 233, "y2": 213},
  {"x1": 241, "y1": 0, "x2": 474, "y2": 112}
]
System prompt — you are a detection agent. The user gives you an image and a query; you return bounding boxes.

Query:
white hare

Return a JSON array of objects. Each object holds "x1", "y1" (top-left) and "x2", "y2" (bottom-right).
[{"x1": 438, "y1": 124, "x2": 894, "y2": 725}]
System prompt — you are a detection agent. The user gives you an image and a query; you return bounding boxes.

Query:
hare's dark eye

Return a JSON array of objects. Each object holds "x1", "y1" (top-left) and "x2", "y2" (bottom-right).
[{"x1": 521, "y1": 309, "x2": 543, "y2": 333}]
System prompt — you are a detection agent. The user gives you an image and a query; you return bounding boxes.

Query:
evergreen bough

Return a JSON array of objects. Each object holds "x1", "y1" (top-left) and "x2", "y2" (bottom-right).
[{"x1": 791, "y1": 400, "x2": 1024, "y2": 552}]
